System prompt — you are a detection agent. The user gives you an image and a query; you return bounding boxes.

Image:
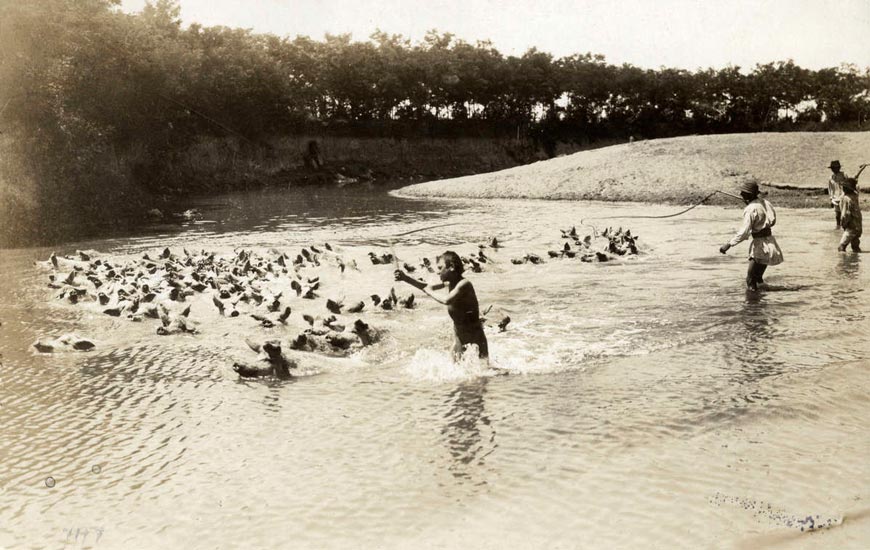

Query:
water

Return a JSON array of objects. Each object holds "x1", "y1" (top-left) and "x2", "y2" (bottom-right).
[{"x1": 1, "y1": 187, "x2": 868, "y2": 549}]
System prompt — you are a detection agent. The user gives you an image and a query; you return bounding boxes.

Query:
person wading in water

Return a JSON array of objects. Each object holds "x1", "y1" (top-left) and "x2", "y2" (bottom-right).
[
  {"x1": 838, "y1": 177, "x2": 862, "y2": 252},
  {"x1": 828, "y1": 160, "x2": 868, "y2": 228},
  {"x1": 394, "y1": 251, "x2": 489, "y2": 361},
  {"x1": 719, "y1": 181, "x2": 784, "y2": 292},
  {"x1": 828, "y1": 160, "x2": 847, "y2": 228}
]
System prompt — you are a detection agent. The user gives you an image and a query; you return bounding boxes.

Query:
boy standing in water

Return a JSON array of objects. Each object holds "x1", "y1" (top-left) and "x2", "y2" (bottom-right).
[
  {"x1": 394, "y1": 251, "x2": 489, "y2": 360},
  {"x1": 719, "y1": 181, "x2": 784, "y2": 291},
  {"x1": 827, "y1": 161, "x2": 869, "y2": 228},
  {"x1": 838, "y1": 177, "x2": 862, "y2": 252}
]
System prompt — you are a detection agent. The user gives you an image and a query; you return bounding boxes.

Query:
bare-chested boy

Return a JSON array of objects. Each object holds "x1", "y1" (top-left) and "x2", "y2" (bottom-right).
[{"x1": 394, "y1": 250, "x2": 489, "y2": 360}]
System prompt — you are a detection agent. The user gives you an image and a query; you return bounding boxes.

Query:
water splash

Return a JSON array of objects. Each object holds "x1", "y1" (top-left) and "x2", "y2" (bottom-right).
[
  {"x1": 403, "y1": 348, "x2": 490, "y2": 382},
  {"x1": 402, "y1": 343, "x2": 566, "y2": 381}
]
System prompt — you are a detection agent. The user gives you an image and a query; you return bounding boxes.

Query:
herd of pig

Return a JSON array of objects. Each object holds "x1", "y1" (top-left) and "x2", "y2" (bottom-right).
[{"x1": 34, "y1": 226, "x2": 640, "y2": 378}]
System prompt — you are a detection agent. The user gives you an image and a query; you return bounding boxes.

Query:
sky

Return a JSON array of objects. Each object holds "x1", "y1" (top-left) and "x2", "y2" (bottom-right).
[{"x1": 119, "y1": 0, "x2": 869, "y2": 71}]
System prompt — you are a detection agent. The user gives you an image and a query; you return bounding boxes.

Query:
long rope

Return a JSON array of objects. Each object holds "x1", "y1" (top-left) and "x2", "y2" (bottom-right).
[
  {"x1": 387, "y1": 222, "x2": 463, "y2": 238},
  {"x1": 386, "y1": 191, "x2": 743, "y2": 240},
  {"x1": 582, "y1": 190, "x2": 742, "y2": 222},
  {"x1": 578, "y1": 190, "x2": 743, "y2": 234},
  {"x1": 383, "y1": 222, "x2": 464, "y2": 271},
  {"x1": 385, "y1": 191, "x2": 740, "y2": 243},
  {"x1": 0, "y1": 96, "x2": 13, "y2": 119}
]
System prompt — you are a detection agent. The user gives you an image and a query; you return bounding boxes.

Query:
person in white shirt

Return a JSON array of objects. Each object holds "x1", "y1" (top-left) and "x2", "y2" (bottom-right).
[
  {"x1": 719, "y1": 181, "x2": 784, "y2": 292},
  {"x1": 828, "y1": 160, "x2": 847, "y2": 228}
]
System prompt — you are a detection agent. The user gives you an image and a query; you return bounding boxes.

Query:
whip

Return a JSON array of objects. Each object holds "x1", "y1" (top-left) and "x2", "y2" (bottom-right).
[
  {"x1": 386, "y1": 222, "x2": 464, "y2": 238},
  {"x1": 385, "y1": 221, "x2": 462, "y2": 271},
  {"x1": 578, "y1": 190, "x2": 744, "y2": 234}
]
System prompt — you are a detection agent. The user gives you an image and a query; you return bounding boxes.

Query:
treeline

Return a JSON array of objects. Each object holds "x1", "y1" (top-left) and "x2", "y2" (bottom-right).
[
  {"x1": 1, "y1": 0, "x2": 869, "y2": 243},
  {"x1": 3, "y1": 0, "x2": 869, "y2": 146}
]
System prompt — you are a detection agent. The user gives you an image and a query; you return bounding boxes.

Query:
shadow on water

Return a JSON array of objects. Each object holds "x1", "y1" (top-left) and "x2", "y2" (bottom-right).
[
  {"x1": 233, "y1": 377, "x2": 300, "y2": 415},
  {"x1": 440, "y1": 377, "x2": 496, "y2": 483},
  {"x1": 831, "y1": 252, "x2": 865, "y2": 324},
  {"x1": 726, "y1": 295, "x2": 785, "y2": 402},
  {"x1": 835, "y1": 250, "x2": 861, "y2": 279}
]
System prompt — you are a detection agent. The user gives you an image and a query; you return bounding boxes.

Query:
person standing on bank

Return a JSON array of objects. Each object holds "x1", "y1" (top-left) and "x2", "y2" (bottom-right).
[{"x1": 719, "y1": 181, "x2": 784, "y2": 292}]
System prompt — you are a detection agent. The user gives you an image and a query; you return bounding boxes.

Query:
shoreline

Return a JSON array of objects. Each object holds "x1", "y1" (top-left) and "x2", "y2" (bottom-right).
[
  {"x1": 0, "y1": 135, "x2": 600, "y2": 248},
  {"x1": 3, "y1": 132, "x2": 865, "y2": 247},
  {"x1": 391, "y1": 185, "x2": 827, "y2": 210},
  {"x1": 395, "y1": 131, "x2": 869, "y2": 209}
]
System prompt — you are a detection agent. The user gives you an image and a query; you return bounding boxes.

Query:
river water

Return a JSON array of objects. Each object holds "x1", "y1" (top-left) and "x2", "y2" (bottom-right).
[{"x1": 1, "y1": 187, "x2": 868, "y2": 549}]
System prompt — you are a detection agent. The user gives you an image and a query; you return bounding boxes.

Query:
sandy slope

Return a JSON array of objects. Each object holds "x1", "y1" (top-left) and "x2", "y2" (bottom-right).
[{"x1": 397, "y1": 132, "x2": 870, "y2": 206}]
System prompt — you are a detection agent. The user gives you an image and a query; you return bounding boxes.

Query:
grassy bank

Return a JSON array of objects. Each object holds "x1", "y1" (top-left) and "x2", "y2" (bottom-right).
[
  {"x1": 396, "y1": 132, "x2": 870, "y2": 208},
  {"x1": 155, "y1": 135, "x2": 585, "y2": 192},
  {"x1": 0, "y1": 133, "x2": 149, "y2": 248}
]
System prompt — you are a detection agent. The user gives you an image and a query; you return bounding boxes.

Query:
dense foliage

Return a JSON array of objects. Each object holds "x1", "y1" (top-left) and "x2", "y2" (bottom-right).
[{"x1": 3, "y1": 0, "x2": 868, "y2": 146}]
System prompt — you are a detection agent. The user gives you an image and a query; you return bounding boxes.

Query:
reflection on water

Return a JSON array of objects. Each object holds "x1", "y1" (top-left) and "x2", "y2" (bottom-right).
[
  {"x1": 836, "y1": 250, "x2": 861, "y2": 279},
  {"x1": 735, "y1": 296, "x2": 783, "y2": 382},
  {"x1": 1, "y1": 187, "x2": 869, "y2": 549},
  {"x1": 832, "y1": 253, "x2": 864, "y2": 325},
  {"x1": 441, "y1": 378, "x2": 495, "y2": 482}
]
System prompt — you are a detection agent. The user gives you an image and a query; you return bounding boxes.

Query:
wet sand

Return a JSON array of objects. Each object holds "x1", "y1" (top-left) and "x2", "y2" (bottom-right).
[{"x1": 397, "y1": 132, "x2": 870, "y2": 209}]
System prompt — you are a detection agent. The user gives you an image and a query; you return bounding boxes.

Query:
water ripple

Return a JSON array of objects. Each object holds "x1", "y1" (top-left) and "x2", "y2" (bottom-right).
[{"x1": 2, "y1": 191, "x2": 868, "y2": 548}]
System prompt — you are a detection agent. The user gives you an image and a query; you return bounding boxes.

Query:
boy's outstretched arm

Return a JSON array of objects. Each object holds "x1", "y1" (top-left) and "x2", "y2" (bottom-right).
[
  {"x1": 394, "y1": 269, "x2": 427, "y2": 290},
  {"x1": 394, "y1": 270, "x2": 446, "y2": 304}
]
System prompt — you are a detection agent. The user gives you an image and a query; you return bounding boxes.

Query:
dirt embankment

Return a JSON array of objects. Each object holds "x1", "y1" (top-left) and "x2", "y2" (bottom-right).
[
  {"x1": 396, "y1": 132, "x2": 870, "y2": 208},
  {"x1": 126, "y1": 135, "x2": 600, "y2": 195},
  {"x1": 0, "y1": 135, "x2": 593, "y2": 247}
]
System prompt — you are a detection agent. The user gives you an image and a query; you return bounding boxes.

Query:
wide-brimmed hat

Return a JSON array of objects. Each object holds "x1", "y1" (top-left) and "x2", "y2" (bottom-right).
[
  {"x1": 738, "y1": 180, "x2": 760, "y2": 196},
  {"x1": 829, "y1": 160, "x2": 841, "y2": 169}
]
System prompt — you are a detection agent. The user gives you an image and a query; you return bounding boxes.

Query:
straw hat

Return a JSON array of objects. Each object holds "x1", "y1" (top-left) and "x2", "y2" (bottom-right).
[{"x1": 738, "y1": 180, "x2": 760, "y2": 196}]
